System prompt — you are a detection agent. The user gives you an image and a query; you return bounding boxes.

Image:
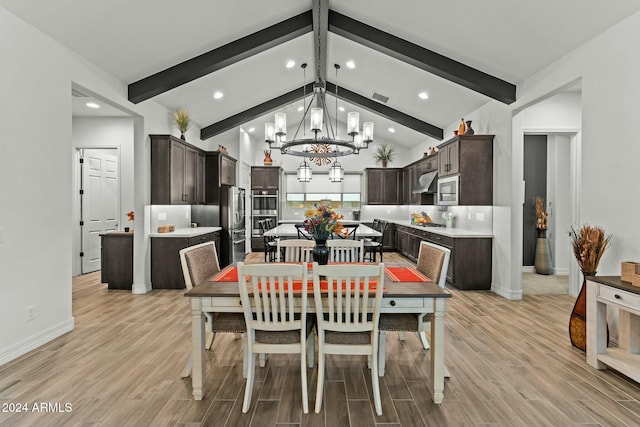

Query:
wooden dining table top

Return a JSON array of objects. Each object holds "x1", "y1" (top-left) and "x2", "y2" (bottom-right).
[{"x1": 184, "y1": 264, "x2": 451, "y2": 299}]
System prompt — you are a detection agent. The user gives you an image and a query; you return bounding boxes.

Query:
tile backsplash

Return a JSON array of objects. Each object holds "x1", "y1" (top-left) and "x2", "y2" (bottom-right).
[{"x1": 149, "y1": 205, "x2": 191, "y2": 231}]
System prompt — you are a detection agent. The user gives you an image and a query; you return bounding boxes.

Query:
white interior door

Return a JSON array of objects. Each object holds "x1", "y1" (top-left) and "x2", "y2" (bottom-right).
[{"x1": 81, "y1": 150, "x2": 119, "y2": 273}]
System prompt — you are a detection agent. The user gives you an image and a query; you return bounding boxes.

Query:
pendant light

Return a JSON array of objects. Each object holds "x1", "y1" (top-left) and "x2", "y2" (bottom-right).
[
  {"x1": 328, "y1": 159, "x2": 344, "y2": 182},
  {"x1": 297, "y1": 159, "x2": 312, "y2": 182}
]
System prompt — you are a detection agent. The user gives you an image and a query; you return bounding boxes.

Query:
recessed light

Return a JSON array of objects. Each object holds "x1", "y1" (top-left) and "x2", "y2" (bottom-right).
[
  {"x1": 286, "y1": 60, "x2": 296, "y2": 68},
  {"x1": 346, "y1": 60, "x2": 356, "y2": 69},
  {"x1": 86, "y1": 102, "x2": 100, "y2": 109},
  {"x1": 338, "y1": 106, "x2": 345, "y2": 112},
  {"x1": 418, "y1": 91, "x2": 429, "y2": 100},
  {"x1": 297, "y1": 106, "x2": 304, "y2": 112},
  {"x1": 213, "y1": 91, "x2": 224, "y2": 99},
  {"x1": 388, "y1": 127, "x2": 396, "y2": 133},
  {"x1": 248, "y1": 127, "x2": 255, "y2": 133}
]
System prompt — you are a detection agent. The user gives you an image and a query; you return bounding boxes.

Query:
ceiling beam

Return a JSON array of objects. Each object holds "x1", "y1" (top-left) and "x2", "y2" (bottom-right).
[
  {"x1": 311, "y1": 0, "x2": 329, "y2": 86},
  {"x1": 128, "y1": 11, "x2": 313, "y2": 104},
  {"x1": 328, "y1": 10, "x2": 516, "y2": 105},
  {"x1": 326, "y1": 82, "x2": 443, "y2": 140},
  {"x1": 200, "y1": 83, "x2": 315, "y2": 140},
  {"x1": 201, "y1": 82, "x2": 442, "y2": 141}
]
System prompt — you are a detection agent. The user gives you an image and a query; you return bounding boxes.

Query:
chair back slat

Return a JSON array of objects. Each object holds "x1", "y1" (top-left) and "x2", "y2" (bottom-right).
[
  {"x1": 277, "y1": 239, "x2": 315, "y2": 262},
  {"x1": 327, "y1": 239, "x2": 363, "y2": 262},
  {"x1": 313, "y1": 263, "x2": 384, "y2": 333},
  {"x1": 239, "y1": 263, "x2": 306, "y2": 332}
]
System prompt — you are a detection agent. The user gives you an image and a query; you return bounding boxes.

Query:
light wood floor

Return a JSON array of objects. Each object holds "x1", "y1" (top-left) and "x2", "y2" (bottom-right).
[{"x1": 2, "y1": 253, "x2": 639, "y2": 427}]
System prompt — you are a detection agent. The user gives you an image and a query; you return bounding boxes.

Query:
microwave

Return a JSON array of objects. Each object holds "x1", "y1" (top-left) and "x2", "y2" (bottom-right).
[{"x1": 437, "y1": 176, "x2": 459, "y2": 205}]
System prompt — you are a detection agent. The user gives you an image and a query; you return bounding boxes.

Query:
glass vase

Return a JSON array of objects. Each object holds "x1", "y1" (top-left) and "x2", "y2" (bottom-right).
[{"x1": 312, "y1": 239, "x2": 329, "y2": 265}]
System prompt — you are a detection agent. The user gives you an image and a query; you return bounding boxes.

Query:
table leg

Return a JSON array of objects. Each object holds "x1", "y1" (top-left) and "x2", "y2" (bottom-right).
[
  {"x1": 430, "y1": 299, "x2": 445, "y2": 404},
  {"x1": 191, "y1": 298, "x2": 206, "y2": 400}
]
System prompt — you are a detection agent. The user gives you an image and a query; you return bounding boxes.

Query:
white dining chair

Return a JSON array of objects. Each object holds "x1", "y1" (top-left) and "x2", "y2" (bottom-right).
[
  {"x1": 327, "y1": 239, "x2": 364, "y2": 262},
  {"x1": 276, "y1": 239, "x2": 315, "y2": 262},
  {"x1": 179, "y1": 241, "x2": 246, "y2": 378},
  {"x1": 237, "y1": 262, "x2": 314, "y2": 414},
  {"x1": 312, "y1": 262, "x2": 385, "y2": 416},
  {"x1": 377, "y1": 241, "x2": 451, "y2": 377}
]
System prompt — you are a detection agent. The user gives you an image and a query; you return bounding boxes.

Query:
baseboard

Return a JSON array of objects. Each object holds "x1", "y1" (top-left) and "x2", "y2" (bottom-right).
[
  {"x1": 492, "y1": 283, "x2": 523, "y2": 300},
  {"x1": 132, "y1": 282, "x2": 152, "y2": 294},
  {"x1": 0, "y1": 317, "x2": 75, "y2": 366},
  {"x1": 521, "y1": 266, "x2": 535, "y2": 273}
]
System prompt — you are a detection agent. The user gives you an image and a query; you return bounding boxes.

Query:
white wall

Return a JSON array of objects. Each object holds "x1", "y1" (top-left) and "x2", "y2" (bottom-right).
[{"x1": 0, "y1": 6, "x2": 191, "y2": 365}]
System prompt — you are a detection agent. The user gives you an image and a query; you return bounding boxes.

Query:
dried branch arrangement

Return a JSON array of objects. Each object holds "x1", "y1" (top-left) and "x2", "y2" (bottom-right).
[
  {"x1": 569, "y1": 224, "x2": 611, "y2": 273},
  {"x1": 535, "y1": 197, "x2": 548, "y2": 230}
]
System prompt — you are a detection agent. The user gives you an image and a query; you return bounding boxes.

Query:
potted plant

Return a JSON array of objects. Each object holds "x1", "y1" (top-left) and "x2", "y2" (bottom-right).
[
  {"x1": 534, "y1": 197, "x2": 552, "y2": 274},
  {"x1": 172, "y1": 108, "x2": 190, "y2": 140},
  {"x1": 373, "y1": 143, "x2": 395, "y2": 167}
]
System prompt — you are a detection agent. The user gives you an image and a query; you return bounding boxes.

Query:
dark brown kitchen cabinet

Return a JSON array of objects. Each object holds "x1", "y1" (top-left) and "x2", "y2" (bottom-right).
[
  {"x1": 437, "y1": 135, "x2": 494, "y2": 206},
  {"x1": 402, "y1": 153, "x2": 438, "y2": 205},
  {"x1": 394, "y1": 224, "x2": 492, "y2": 290},
  {"x1": 150, "y1": 134, "x2": 205, "y2": 205},
  {"x1": 251, "y1": 166, "x2": 281, "y2": 190},
  {"x1": 438, "y1": 139, "x2": 459, "y2": 177},
  {"x1": 100, "y1": 232, "x2": 133, "y2": 290},
  {"x1": 205, "y1": 152, "x2": 237, "y2": 204},
  {"x1": 151, "y1": 231, "x2": 221, "y2": 289},
  {"x1": 365, "y1": 168, "x2": 402, "y2": 205}
]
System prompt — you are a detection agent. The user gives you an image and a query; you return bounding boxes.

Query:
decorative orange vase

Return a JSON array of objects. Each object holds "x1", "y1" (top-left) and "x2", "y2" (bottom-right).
[{"x1": 263, "y1": 150, "x2": 273, "y2": 166}]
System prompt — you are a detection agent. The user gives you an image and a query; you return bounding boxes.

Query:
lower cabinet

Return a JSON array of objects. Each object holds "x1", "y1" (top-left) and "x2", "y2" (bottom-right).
[
  {"x1": 100, "y1": 232, "x2": 133, "y2": 290},
  {"x1": 395, "y1": 225, "x2": 492, "y2": 290},
  {"x1": 151, "y1": 231, "x2": 221, "y2": 289}
]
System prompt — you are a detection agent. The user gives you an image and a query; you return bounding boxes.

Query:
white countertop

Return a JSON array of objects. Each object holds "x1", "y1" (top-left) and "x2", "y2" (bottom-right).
[
  {"x1": 149, "y1": 226, "x2": 222, "y2": 237},
  {"x1": 279, "y1": 219, "x2": 363, "y2": 225},
  {"x1": 393, "y1": 220, "x2": 493, "y2": 238},
  {"x1": 265, "y1": 223, "x2": 381, "y2": 238}
]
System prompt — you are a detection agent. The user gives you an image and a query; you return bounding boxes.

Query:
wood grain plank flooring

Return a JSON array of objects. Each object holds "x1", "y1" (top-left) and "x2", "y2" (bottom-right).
[{"x1": 0, "y1": 252, "x2": 639, "y2": 426}]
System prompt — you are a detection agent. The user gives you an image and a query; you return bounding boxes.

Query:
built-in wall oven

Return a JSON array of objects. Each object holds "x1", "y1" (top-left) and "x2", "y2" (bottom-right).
[
  {"x1": 437, "y1": 175, "x2": 459, "y2": 206},
  {"x1": 251, "y1": 190, "x2": 279, "y2": 237}
]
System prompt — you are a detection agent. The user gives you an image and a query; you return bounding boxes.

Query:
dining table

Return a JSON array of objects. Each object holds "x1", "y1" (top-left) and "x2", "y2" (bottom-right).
[
  {"x1": 184, "y1": 263, "x2": 451, "y2": 404},
  {"x1": 263, "y1": 223, "x2": 382, "y2": 238}
]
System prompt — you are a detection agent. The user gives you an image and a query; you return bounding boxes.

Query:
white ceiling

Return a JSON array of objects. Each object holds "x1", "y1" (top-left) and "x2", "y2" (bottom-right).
[{"x1": 3, "y1": 0, "x2": 640, "y2": 147}]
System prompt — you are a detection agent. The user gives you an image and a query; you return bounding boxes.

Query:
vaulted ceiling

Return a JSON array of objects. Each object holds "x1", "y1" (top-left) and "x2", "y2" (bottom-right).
[{"x1": 3, "y1": 0, "x2": 640, "y2": 148}]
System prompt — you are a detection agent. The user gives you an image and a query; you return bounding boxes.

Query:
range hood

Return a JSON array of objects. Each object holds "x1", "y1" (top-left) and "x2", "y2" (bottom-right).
[{"x1": 412, "y1": 171, "x2": 438, "y2": 194}]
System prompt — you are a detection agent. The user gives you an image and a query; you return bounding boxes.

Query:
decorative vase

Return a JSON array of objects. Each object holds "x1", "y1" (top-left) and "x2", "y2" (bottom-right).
[
  {"x1": 569, "y1": 270, "x2": 597, "y2": 352},
  {"x1": 464, "y1": 120, "x2": 474, "y2": 135},
  {"x1": 263, "y1": 150, "x2": 273, "y2": 166},
  {"x1": 534, "y1": 229, "x2": 553, "y2": 275},
  {"x1": 180, "y1": 133, "x2": 186, "y2": 141},
  {"x1": 312, "y1": 239, "x2": 329, "y2": 265},
  {"x1": 458, "y1": 119, "x2": 466, "y2": 136},
  {"x1": 382, "y1": 160, "x2": 388, "y2": 168}
]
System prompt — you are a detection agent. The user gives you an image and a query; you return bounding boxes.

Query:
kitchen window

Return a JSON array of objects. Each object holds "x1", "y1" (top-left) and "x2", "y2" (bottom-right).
[{"x1": 286, "y1": 193, "x2": 361, "y2": 209}]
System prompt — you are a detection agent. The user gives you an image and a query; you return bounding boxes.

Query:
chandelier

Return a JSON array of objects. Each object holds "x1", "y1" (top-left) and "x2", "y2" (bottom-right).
[{"x1": 265, "y1": 63, "x2": 374, "y2": 182}]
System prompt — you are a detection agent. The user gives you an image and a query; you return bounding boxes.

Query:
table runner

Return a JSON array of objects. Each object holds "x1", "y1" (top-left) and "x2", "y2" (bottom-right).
[
  {"x1": 384, "y1": 267, "x2": 431, "y2": 282},
  {"x1": 210, "y1": 266, "x2": 380, "y2": 291}
]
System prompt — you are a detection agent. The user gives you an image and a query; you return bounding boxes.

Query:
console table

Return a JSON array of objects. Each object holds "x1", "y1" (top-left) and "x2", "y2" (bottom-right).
[{"x1": 586, "y1": 276, "x2": 640, "y2": 382}]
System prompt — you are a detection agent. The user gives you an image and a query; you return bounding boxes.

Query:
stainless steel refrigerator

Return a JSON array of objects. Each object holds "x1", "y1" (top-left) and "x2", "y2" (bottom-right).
[{"x1": 191, "y1": 186, "x2": 246, "y2": 266}]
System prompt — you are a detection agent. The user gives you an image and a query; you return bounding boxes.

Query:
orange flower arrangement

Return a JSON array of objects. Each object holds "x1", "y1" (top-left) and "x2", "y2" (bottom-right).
[{"x1": 126, "y1": 211, "x2": 134, "y2": 222}]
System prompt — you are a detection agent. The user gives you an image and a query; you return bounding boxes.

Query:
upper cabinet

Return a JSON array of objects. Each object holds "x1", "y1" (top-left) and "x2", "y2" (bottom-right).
[
  {"x1": 365, "y1": 168, "x2": 403, "y2": 205},
  {"x1": 251, "y1": 166, "x2": 281, "y2": 190},
  {"x1": 150, "y1": 135, "x2": 206, "y2": 205},
  {"x1": 402, "y1": 154, "x2": 438, "y2": 205},
  {"x1": 438, "y1": 134, "x2": 494, "y2": 205},
  {"x1": 205, "y1": 151, "x2": 237, "y2": 204},
  {"x1": 438, "y1": 140, "x2": 459, "y2": 177}
]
